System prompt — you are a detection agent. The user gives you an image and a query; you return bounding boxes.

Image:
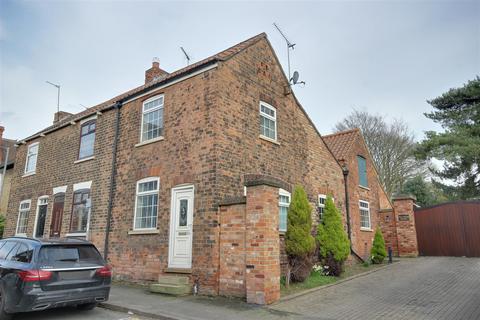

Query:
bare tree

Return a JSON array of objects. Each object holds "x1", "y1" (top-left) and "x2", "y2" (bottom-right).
[{"x1": 334, "y1": 109, "x2": 425, "y2": 197}]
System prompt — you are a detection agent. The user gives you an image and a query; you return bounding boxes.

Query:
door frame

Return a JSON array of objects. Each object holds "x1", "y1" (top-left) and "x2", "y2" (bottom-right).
[
  {"x1": 50, "y1": 193, "x2": 66, "y2": 237},
  {"x1": 168, "y1": 184, "x2": 195, "y2": 269},
  {"x1": 33, "y1": 195, "x2": 49, "y2": 238}
]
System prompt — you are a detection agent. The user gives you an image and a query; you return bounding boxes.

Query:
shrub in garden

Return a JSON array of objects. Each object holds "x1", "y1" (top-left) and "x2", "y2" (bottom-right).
[
  {"x1": 371, "y1": 227, "x2": 387, "y2": 264},
  {"x1": 316, "y1": 196, "x2": 350, "y2": 276},
  {"x1": 285, "y1": 185, "x2": 316, "y2": 283}
]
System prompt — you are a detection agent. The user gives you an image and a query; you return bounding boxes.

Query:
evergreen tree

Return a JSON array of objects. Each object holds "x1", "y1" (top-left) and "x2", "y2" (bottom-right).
[
  {"x1": 371, "y1": 227, "x2": 387, "y2": 264},
  {"x1": 416, "y1": 77, "x2": 480, "y2": 199},
  {"x1": 316, "y1": 196, "x2": 350, "y2": 276},
  {"x1": 285, "y1": 185, "x2": 316, "y2": 283}
]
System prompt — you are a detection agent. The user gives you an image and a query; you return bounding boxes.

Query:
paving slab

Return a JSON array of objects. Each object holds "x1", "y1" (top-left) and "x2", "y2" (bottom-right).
[{"x1": 102, "y1": 257, "x2": 480, "y2": 320}]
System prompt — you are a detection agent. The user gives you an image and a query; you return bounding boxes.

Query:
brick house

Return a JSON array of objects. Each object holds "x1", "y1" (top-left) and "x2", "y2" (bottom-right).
[
  {"x1": 4, "y1": 33, "x2": 416, "y2": 304},
  {"x1": 323, "y1": 128, "x2": 418, "y2": 259}
]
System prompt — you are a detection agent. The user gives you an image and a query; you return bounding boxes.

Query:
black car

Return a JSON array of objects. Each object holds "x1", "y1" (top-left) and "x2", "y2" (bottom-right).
[{"x1": 0, "y1": 237, "x2": 111, "y2": 319}]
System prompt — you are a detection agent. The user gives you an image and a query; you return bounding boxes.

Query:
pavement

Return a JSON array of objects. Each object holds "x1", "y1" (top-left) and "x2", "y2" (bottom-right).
[
  {"x1": 99, "y1": 257, "x2": 480, "y2": 320},
  {"x1": 14, "y1": 306, "x2": 154, "y2": 320}
]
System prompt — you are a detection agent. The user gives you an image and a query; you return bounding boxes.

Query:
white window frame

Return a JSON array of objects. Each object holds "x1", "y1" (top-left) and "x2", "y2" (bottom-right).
[
  {"x1": 359, "y1": 200, "x2": 371, "y2": 230},
  {"x1": 133, "y1": 177, "x2": 160, "y2": 231},
  {"x1": 24, "y1": 142, "x2": 39, "y2": 175},
  {"x1": 33, "y1": 196, "x2": 49, "y2": 238},
  {"x1": 259, "y1": 101, "x2": 277, "y2": 142},
  {"x1": 140, "y1": 95, "x2": 164, "y2": 143},
  {"x1": 16, "y1": 199, "x2": 31, "y2": 236},
  {"x1": 278, "y1": 188, "x2": 291, "y2": 232},
  {"x1": 318, "y1": 194, "x2": 327, "y2": 219}
]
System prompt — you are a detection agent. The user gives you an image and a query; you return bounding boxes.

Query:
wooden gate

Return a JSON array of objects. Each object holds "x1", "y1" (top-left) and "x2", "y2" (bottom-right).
[{"x1": 414, "y1": 201, "x2": 480, "y2": 257}]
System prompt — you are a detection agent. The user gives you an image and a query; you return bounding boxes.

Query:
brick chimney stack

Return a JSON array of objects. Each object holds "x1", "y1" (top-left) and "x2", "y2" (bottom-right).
[{"x1": 145, "y1": 57, "x2": 168, "y2": 84}]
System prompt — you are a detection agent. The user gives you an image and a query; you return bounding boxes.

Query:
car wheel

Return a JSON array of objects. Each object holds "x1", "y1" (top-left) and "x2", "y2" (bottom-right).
[
  {"x1": 76, "y1": 302, "x2": 97, "y2": 311},
  {"x1": 0, "y1": 287, "x2": 12, "y2": 320}
]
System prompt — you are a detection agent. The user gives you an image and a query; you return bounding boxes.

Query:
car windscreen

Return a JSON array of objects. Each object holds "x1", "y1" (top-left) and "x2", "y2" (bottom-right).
[{"x1": 37, "y1": 245, "x2": 104, "y2": 269}]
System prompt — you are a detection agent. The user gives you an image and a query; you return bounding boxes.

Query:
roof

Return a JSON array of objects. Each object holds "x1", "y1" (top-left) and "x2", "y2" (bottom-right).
[
  {"x1": 322, "y1": 128, "x2": 361, "y2": 162},
  {"x1": 3, "y1": 237, "x2": 91, "y2": 245},
  {"x1": 22, "y1": 33, "x2": 268, "y2": 142},
  {"x1": 0, "y1": 138, "x2": 17, "y2": 168}
]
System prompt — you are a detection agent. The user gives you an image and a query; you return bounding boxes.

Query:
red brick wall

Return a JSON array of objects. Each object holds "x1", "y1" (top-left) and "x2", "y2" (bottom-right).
[
  {"x1": 344, "y1": 137, "x2": 389, "y2": 260},
  {"x1": 107, "y1": 68, "x2": 219, "y2": 294},
  {"x1": 219, "y1": 202, "x2": 246, "y2": 297},
  {"x1": 5, "y1": 113, "x2": 116, "y2": 248},
  {"x1": 378, "y1": 209, "x2": 399, "y2": 256},
  {"x1": 393, "y1": 197, "x2": 418, "y2": 256},
  {"x1": 245, "y1": 184, "x2": 280, "y2": 305}
]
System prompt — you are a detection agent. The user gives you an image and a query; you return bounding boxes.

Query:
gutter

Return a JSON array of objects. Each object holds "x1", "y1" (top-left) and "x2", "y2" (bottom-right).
[
  {"x1": 342, "y1": 165, "x2": 364, "y2": 263},
  {"x1": 103, "y1": 102, "x2": 122, "y2": 261}
]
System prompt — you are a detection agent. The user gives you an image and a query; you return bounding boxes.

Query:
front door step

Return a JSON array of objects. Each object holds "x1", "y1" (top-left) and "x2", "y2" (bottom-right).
[{"x1": 149, "y1": 275, "x2": 191, "y2": 296}]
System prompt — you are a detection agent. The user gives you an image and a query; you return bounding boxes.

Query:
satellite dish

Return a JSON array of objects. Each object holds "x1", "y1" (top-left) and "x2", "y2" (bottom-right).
[{"x1": 291, "y1": 71, "x2": 299, "y2": 84}]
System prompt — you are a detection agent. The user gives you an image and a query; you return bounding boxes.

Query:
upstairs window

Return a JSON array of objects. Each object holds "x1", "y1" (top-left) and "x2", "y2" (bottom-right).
[
  {"x1": 78, "y1": 120, "x2": 96, "y2": 159},
  {"x1": 260, "y1": 102, "x2": 277, "y2": 141},
  {"x1": 70, "y1": 189, "x2": 91, "y2": 234},
  {"x1": 16, "y1": 200, "x2": 31, "y2": 235},
  {"x1": 278, "y1": 189, "x2": 291, "y2": 232},
  {"x1": 141, "y1": 95, "x2": 164, "y2": 142},
  {"x1": 24, "y1": 143, "x2": 39, "y2": 175},
  {"x1": 357, "y1": 156, "x2": 368, "y2": 187},
  {"x1": 134, "y1": 177, "x2": 159, "y2": 230},
  {"x1": 359, "y1": 200, "x2": 371, "y2": 229}
]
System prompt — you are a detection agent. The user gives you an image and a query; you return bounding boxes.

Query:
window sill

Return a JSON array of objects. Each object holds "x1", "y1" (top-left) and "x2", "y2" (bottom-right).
[
  {"x1": 259, "y1": 135, "x2": 280, "y2": 145},
  {"x1": 135, "y1": 136, "x2": 164, "y2": 148},
  {"x1": 279, "y1": 231, "x2": 286, "y2": 236},
  {"x1": 360, "y1": 227, "x2": 373, "y2": 232},
  {"x1": 15, "y1": 233, "x2": 27, "y2": 237},
  {"x1": 66, "y1": 232, "x2": 87, "y2": 237},
  {"x1": 22, "y1": 172, "x2": 36, "y2": 178},
  {"x1": 359, "y1": 185, "x2": 370, "y2": 191},
  {"x1": 74, "y1": 156, "x2": 95, "y2": 164},
  {"x1": 128, "y1": 229, "x2": 160, "y2": 235}
]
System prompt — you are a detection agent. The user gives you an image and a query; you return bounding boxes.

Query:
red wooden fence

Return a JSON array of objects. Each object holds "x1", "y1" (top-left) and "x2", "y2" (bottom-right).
[{"x1": 414, "y1": 201, "x2": 480, "y2": 257}]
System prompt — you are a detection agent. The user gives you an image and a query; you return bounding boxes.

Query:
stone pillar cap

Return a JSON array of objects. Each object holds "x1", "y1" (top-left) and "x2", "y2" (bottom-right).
[{"x1": 392, "y1": 194, "x2": 417, "y2": 201}]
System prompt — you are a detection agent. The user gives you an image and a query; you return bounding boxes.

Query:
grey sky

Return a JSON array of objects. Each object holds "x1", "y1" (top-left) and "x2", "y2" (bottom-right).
[{"x1": 1, "y1": 0, "x2": 479, "y2": 141}]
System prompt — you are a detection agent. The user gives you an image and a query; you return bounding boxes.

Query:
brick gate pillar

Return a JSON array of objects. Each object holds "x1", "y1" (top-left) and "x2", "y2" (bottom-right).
[
  {"x1": 393, "y1": 195, "x2": 418, "y2": 257},
  {"x1": 244, "y1": 178, "x2": 282, "y2": 305}
]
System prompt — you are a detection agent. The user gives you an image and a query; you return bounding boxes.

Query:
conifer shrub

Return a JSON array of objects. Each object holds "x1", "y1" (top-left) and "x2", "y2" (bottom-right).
[
  {"x1": 371, "y1": 227, "x2": 387, "y2": 264},
  {"x1": 316, "y1": 196, "x2": 350, "y2": 276},
  {"x1": 285, "y1": 186, "x2": 316, "y2": 283}
]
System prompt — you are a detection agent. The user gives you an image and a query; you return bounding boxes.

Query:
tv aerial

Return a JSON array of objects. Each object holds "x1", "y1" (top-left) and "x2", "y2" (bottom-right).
[
  {"x1": 180, "y1": 47, "x2": 191, "y2": 66},
  {"x1": 273, "y1": 23, "x2": 305, "y2": 87}
]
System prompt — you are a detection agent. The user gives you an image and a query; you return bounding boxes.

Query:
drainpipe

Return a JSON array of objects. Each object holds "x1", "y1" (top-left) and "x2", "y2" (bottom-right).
[
  {"x1": 342, "y1": 165, "x2": 364, "y2": 262},
  {"x1": 103, "y1": 102, "x2": 122, "y2": 261}
]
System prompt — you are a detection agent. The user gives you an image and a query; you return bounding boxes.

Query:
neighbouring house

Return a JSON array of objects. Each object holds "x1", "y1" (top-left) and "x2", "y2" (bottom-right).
[
  {"x1": 0, "y1": 126, "x2": 17, "y2": 237},
  {"x1": 323, "y1": 128, "x2": 418, "y2": 258},
  {"x1": 4, "y1": 33, "x2": 417, "y2": 304}
]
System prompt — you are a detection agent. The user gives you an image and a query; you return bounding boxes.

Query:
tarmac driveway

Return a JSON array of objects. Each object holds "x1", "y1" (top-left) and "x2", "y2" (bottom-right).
[{"x1": 271, "y1": 257, "x2": 480, "y2": 320}]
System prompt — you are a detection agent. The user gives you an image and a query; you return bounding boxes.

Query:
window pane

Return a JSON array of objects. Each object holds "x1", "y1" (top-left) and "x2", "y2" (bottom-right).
[
  {"x1": 79, "y1": 132, "x2": 95, "y2": 159},
  {"x1": 70, "y1": 191, "x2": 90, "y2": 233},
  {"x1": 142, "y1": 108, "x2": 163, "y2": 142},
  {"x1": 17, "y1": 210, "x2": 29, "y2": 234},
  {"x1": 179, "y1": 199, "x2": 188, "y2": 227},
  {"x1": 135, "y1": 194, "x2": 158, "y2": 229},
  {"x1": 357, "y1": 156, "x2": 368, "y2": 187},
  {"x1": 139, "y1": 180, "x2": 158, "y2": 193},
  {"x1": 279, "y1": 206, "x2": 288, "y2": 231},
  {"x1": 260, "y1": 115, "x2": 276, "y2": 139}
]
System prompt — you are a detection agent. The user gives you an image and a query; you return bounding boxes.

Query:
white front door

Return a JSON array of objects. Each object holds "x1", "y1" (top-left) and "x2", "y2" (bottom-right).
[{"x1": 168, "y1": 185, "x2": 194, "y2": 269}]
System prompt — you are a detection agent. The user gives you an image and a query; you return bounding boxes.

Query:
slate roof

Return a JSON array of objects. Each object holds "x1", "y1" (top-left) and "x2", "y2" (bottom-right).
[
  {"x1": 322, "y1": 128, "x2": 361, "y2": 162},
  {"x1": 23, "y1": 33, "x2": 268, "y2": 142}
]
